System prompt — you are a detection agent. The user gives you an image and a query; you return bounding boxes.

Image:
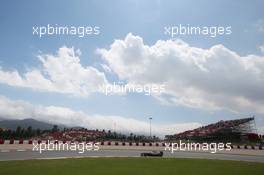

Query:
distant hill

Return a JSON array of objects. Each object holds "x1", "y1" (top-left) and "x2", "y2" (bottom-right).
[{"x1": 0, "y1": 118, "x2": 64, "y2": 130}]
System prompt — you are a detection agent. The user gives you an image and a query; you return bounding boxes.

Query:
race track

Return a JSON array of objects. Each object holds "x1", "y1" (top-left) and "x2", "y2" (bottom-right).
[{"x1": 1, "y1": 145, "x2": 264, "y2": 162}]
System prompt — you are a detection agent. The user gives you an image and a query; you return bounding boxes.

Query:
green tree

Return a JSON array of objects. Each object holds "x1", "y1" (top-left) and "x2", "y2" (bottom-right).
[
  {"x1": 15, "y1": 126, "x2": 21, "y2": 138},
  {"x1": 52, "y1": 125, "x2": 59, "y2": 133},
  {"x1": 27, "y1": 126, "x2": 32, "y2": 137}
]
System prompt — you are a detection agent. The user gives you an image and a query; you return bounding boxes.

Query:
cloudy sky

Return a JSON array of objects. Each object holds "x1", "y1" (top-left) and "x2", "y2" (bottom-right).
[{"x1": 1, "y1": 0, "x2": 264, "y2": 136}]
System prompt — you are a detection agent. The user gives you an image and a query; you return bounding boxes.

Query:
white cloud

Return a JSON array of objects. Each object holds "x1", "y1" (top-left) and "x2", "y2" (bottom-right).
[
  {"x1": 97, "y1": 33, "x2": 264, "y2": 114},
  {"x1": 0, "y1": 46, "x2": 108, "y2": 96},
  {"x1": 0, "y1": 96, "x2": 200, "y2": 137},
  {"x1": 1, "y1": 34, "x2": 264, "y2": 115}
]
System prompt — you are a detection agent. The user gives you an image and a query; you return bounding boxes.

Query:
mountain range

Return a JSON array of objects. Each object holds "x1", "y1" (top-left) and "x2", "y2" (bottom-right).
[{"x1": 0, "y1": 118, "x2": 65, "y2": 130}]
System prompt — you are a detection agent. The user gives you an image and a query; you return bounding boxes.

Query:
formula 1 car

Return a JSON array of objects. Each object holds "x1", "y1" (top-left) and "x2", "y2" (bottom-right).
[{"x1": 140, "y1": 151, "x2": 163, "y2": 157}]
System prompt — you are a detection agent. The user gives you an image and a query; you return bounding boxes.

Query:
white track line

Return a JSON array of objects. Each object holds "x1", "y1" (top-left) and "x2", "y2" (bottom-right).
[
  {"x1": 16, "y1": 149, "x2": 26, "y2": 152},
  {"x1": 36, "y1": 157, "x2": 69, "y2": 160}
]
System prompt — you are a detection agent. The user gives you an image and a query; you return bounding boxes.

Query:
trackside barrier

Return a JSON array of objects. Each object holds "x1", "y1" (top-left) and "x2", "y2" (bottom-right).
[
  {"x1": 9, "y1": 139, "x2": 14, "y2": 144},
  {"x1": 19, "y1": 139, "x2": 23, "y2": 144}
]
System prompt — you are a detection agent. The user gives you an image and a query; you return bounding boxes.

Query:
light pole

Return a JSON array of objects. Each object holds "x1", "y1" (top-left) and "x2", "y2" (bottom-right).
[{"x1": 149, "y1": 117, "x2": 152, "y2": 138}]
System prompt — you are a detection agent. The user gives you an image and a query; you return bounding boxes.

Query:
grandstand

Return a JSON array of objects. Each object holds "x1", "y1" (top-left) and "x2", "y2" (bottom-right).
[{"x1": 166, "y1": 117, "x2": 260, "y2": 143}]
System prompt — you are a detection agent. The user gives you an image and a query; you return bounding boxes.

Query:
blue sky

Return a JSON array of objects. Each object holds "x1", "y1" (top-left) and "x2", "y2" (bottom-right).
[{"x1": 1, "y1": 0, "x2": 264, "y2": 136}]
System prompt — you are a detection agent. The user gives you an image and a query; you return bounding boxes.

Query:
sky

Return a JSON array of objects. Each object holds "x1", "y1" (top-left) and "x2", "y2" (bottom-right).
[{"x1": 0, "y1": 0, "x2": 264, "y2": 137}]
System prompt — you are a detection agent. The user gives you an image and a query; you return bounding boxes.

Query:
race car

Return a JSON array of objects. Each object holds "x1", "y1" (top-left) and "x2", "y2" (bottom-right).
[{"x1": 140, "y1": 151, "x2": 163, "y2": 157}]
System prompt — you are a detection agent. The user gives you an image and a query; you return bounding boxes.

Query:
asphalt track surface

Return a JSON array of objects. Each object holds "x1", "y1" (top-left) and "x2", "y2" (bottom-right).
[{"x1": 1, "y1": 148, "x2": 264, "y2": 162}]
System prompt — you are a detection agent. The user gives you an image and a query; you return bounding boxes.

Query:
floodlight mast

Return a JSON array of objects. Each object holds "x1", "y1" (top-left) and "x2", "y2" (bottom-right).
[{"x1": 149, "y1": 117, "x2": 152, "y2": 138}]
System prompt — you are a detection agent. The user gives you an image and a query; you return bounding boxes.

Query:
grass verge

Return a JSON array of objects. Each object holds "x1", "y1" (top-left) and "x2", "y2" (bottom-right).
[{"x1": 0, "y1": 157, "x2": 264, "y2": 175}]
